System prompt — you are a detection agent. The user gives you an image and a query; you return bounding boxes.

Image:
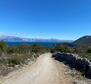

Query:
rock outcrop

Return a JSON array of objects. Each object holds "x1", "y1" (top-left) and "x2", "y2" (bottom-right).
[{"x1": 53, "y1": 52, "x2": 91, "y2": 79}]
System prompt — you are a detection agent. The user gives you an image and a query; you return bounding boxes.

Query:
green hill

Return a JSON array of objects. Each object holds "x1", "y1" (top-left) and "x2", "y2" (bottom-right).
[{"x1": 73, "y1": 36, "x2": 91, "y2": 47}]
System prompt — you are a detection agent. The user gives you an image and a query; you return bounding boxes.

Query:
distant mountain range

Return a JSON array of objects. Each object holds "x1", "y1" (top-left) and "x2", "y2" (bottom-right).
[
  {"x1": 0, "y1": 35, "x2": 72, "y2": 42},
  {"x1": 1, "y1": 35, "x2": 91, "y2": 47}
]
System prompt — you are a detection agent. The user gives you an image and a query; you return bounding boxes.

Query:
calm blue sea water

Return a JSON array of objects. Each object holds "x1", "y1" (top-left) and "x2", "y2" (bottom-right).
[{"x1": 6, "y1": 42, "x2": 61, "y2": 48}]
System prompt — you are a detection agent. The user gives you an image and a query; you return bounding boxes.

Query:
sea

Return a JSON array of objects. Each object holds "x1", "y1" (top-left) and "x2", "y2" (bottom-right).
[{"x1": 6, "y1": 42, "x2": 62, "y2": 48}]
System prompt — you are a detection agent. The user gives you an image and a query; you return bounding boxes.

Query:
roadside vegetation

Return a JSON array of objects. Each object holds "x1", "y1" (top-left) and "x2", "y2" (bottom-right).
[
  {"x1": 0, "y1": 42, "x2": 50, "y2": 76},
  {"x1": 51, "y1": 43, "x2": 91, "y2": 60},
  {"x1": 51, "y1": 43, "x2": 76, "y2": 53},
  {"x1": 75, "y1": 45, "x2": 91, "y2": 60}
]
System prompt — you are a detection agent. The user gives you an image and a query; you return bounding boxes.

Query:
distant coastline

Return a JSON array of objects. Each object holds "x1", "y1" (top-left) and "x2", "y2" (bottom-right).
[{"x1": 6, "y1": 42, "x2": 63, "y2": 48}]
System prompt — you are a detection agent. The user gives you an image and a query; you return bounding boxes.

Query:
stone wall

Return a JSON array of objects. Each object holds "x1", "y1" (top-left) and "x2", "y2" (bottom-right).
[{"x1": 53, "y1": 52, "x2": 91, "y2": 79}]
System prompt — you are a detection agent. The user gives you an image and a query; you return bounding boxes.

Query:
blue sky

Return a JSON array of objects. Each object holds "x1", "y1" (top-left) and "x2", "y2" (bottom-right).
[{"x1": 0, "y1": 0, "x2": 91, "y2": 40}]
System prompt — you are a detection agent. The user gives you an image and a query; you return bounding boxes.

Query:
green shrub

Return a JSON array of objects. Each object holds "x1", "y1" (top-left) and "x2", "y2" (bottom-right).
[
  {"x1": 0, "y1": 42, "x2": 8, "y2": 53},
  {"x1": 53, "y1": 44, "x2": 75, "y2": 53},
  {"x1": 87, "y1": 49, "x2": 91, "y2": 53}
]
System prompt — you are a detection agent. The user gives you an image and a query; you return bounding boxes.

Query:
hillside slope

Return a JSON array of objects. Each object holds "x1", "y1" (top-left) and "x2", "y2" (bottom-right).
[{"x1": 73, "y1": 36, "x2": 91, "y2": 46}]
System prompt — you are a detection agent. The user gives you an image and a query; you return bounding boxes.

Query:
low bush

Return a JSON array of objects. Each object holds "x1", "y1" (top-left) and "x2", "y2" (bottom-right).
[{"x1": 0, "y1": 43, "x2": 50, "y2": 75}]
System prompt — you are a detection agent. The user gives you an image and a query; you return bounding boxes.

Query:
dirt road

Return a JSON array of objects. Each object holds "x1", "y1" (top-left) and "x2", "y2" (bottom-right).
[{"x1": 1, "y1": 53, "x2": 72, "y2": 84}]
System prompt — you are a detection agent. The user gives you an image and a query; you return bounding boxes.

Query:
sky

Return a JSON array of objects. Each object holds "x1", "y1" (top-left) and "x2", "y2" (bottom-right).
[{"x1": 0, "y1": 0, "x2": 91, "y2": 40}]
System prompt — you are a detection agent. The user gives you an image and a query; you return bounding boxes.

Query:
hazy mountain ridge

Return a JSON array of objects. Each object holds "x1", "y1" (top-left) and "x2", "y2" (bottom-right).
[{"x1": 0, "y1": 35, "x2": 72, "y2": 42}]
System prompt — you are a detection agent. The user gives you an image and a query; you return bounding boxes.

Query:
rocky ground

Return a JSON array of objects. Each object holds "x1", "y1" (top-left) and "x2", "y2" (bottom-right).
[{"x1": 64, "y1": 65, "x2": 91, "y2": 84}]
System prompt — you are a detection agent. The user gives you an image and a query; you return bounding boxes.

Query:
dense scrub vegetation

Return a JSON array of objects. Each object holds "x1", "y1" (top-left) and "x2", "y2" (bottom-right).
[
  {"x1": 75, "y1": 45, "x2": 91, "y2": 59},
  {"x1": 51, "y1": 43, "x2": 76, "y2": 53},
  {"x1": 52, "y1": 43, "x2": 91, "y2": 60},
  {"x1": 0, "y1": 42, "x2": 50, "y2": 76}
]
